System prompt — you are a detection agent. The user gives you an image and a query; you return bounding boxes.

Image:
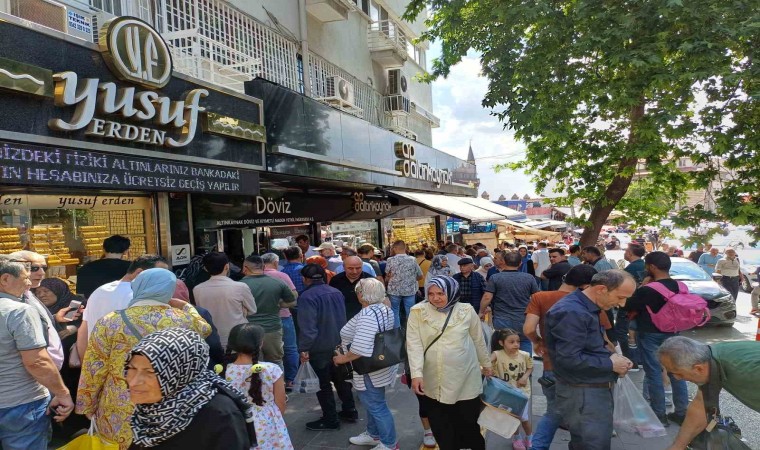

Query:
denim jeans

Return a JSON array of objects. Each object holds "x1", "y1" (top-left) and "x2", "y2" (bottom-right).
[
  {"x1": 281, "y1": 316, "x2": 299, "y2": 383},
  {"x1": 637, "y1": 332, "x2": 688, "y2": 417},
  {"x1": 357, "y1": 375, "x2": 397, "y2": 447},
  {"x1": 492, "y1": 317, "x2": 532, "y2": 355},
  {"x1": 556, "y1": 383, "x2": 613, "y2": 450},
  {"x1": 531, "y1": 370, "x2": 560, "y2": 450},
  {"x1": 310, "y1": 352, "x2": 356, "y2": 423},
  {"x1": 613, "y1": 311, "x2": 639, "y2": 366},
  {"x1": 0, "y1": 397, "x2": 51, "y2": 450},
  {"x1": 389, "y1": 294, "x2": 416, "y2": 328}
]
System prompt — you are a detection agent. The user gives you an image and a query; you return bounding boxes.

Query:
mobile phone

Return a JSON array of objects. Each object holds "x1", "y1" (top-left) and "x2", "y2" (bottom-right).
[
  {"x1": 64, "y1": 300, "x2": 82, "y2": 320},
  {"x1": 537, "y1": 376, "x2": 555, "y2": 388}
]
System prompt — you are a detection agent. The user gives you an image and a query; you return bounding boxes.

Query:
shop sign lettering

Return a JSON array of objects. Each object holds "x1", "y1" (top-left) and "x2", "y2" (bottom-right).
[
  {"x1": 394, "y1": 142, "x2": 452, "y2": 187},
  {"x1": 256, "y1": 196, "x2": 292, "y2": 214},
  {"x1": 352, "y1": 192, "x2": 391, "y2": 215}
]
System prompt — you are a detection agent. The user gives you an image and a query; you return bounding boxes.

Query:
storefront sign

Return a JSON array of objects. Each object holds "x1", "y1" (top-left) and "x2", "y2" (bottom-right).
[
  {"x1": 352, "y1": 192, "x2": 391, "y2": 215},
  {"x1": 0, "y1": 141, "x2": 259, "y2": 195},
  {"x1": 203, "y1": 112, "x2": 267, "y2": 143},
  {"x1": 394, "y1": 142, "x2": 452, "y2": 187},
  {"x1": 170, "y1": 244, "x2": 191, "y2": 266},
  {"x1": 0, "y1": 193, "x2": 150, "y2": 210},
  {"x1": 270, "y1": 225, "x2": 310, "y2": 239}
]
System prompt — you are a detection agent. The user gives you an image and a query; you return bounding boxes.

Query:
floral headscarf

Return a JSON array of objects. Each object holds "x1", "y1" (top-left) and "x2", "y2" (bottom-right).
[
  {"x1": 428, "y1": 255, "x2": 451, "y2": 277},
  {"x1": 426, "y1": 275, "x2": 460, "y2": 312}
]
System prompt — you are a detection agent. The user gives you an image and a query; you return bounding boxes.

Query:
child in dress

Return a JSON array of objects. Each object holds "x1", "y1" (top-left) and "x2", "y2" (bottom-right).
[
  {"x1": 224, "y1": 323, "x2": 293, "y2": 450},
  {"x1": 491, "y1": 329, "x2": 533, "y2": 450}
]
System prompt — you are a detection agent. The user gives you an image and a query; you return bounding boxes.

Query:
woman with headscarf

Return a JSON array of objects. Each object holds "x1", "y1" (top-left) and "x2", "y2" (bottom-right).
[
  {"x1": 406, "y1": 276, "x2": 492, "y2": 450},
  {"x1": 476, "y1": 257, "x2": 494, "y2": 279},
  {"x1": 306, "y1": 255, "x2": 336, "y2": 282},
  {"x1": 518, "y1": 245, "x2": 536, "y2": 276},
  {"x1": 423, "y1": 255, "x2": 451, "y2": 294},
  {"x1": 126, "y1": 328, "x2": 254, "y2": 450},
  {"x1": 77, "y1": 268, "x2": 211, "y2": 450}
]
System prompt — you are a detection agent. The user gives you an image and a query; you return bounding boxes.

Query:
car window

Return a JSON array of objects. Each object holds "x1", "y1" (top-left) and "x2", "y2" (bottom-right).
[{"x1": 670, "y1": 261, "x2": 711, "y2": 281}]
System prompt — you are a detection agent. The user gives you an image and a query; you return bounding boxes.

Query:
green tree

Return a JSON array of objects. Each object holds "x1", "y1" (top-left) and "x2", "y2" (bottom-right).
[{"x1": 406, "y1": 0, "x2": 757, "y2": 246}]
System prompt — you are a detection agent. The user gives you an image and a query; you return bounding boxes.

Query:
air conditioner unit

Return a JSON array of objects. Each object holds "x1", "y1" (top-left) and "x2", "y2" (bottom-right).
[
  {"x1": 324, "y1": 75, "x2": 356, "y2": 105},
  {"x1": 11, "y1": 0, "x2": 67, "y2": 33},
  {"x1": 387, "y1": 69, "x2": 408, "y2": 96},
  {"x1": 91, "y1": 9, "x2": 117, "y2": 43}
]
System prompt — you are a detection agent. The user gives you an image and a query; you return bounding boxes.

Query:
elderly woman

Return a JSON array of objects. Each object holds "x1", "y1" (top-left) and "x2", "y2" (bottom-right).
[
  {"x1": 77, "y1": 268, "x2": 211, "y2": 449},
  {"x1": 126, "y1": 327, "x2": 254, "y2": 450},
  {"x1": 424, "y1": 255, "x2": 451, "y2": 293},
  {"x1": 333, "y1": 278, "x2": 398, "y2": 450},
  {"x1": 406, "y1": 276, "x2": 492, "y2": 450},
  {"x1": 476, "y1": 257, "x2": 494, "y2": 279}
]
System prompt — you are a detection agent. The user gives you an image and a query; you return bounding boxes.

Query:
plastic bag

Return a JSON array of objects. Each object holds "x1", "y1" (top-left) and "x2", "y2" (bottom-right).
[
  {"x1": 613, "y1": 375, "x2": 667, "y2": 438},
  {"x1": 57, "y1": 422, "x2": 118, "y2": 450},
  {"x1": 293, "y1": 361, "x2": 320, "y2": 394},
  {"x1": 478, "y1": 404, "x2": 521, "y2": 439},
  {"x1": 482, "y1": 321, "x2": 494, "y2": 353}
]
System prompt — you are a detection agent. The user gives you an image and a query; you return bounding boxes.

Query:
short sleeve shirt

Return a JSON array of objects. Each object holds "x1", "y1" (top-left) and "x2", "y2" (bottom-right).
[
  {"x1": 0, "y1": 295, "x2": 49, "y2": 408},
  {"x1": 492, "y1": 350, "x2": 533, "y2": 394},
  {"x1": 83, "y1": 280, "x2": 133, "y2": 335},
  {"x1": 386, "y1": 255, "x2": 423, "y2": 296},
  {"x1": 486, "y1": 271, "x2": 539, "y2": 324}
]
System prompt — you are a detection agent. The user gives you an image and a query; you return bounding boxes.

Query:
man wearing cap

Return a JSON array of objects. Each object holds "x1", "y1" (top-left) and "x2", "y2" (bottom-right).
[
  {"x1": 453, "y1": 257, "x2": 487, "y2": 314},
  {"x1": 318, "y1": 242, "x2": 343, "y2": 272},
  {"x1": 297, "y1": 263, "x2": 357, "y2": 430}
]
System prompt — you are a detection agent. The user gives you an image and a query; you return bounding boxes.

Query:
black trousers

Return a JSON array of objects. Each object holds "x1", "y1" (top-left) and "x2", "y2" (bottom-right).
[
  {"x1": 421, "y1": 395, "x2": 485, "y2": 450},
  {"x1": 310, "y1": 352, "x2": 356, "y2": 423}
]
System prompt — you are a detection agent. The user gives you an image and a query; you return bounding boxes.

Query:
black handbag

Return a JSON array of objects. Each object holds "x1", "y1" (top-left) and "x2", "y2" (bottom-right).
[{"x1": 352, "y1": 307, "x2": 406, "y2": 375}]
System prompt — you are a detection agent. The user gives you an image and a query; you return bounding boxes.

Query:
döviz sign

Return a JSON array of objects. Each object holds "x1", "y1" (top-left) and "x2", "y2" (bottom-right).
[{"x1": 394, "y1": 141, "x2": 452, "y2": 187}]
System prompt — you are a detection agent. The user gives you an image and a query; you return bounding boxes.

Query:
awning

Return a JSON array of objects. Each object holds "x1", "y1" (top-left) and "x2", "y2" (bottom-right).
[
  {"x1": 457, "y1": 197, "x2": 526, "y2": 220},
  {"x1": 386, "y1": 190, "x2": 505, "y2": 222}
]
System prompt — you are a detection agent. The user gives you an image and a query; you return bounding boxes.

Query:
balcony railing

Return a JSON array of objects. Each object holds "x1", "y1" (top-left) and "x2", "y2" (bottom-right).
[{"x1": 368, "y1": 19, "x2": 409, "y2": 57}]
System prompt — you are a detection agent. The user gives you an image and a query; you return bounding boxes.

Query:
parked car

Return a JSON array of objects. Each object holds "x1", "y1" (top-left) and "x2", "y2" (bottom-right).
[
  {"x1": 739, "y1": 252, "x2": 760, "y2": 293},
  {"x1": 670, "y1": 258, "x2": 736, "y2": 326}
]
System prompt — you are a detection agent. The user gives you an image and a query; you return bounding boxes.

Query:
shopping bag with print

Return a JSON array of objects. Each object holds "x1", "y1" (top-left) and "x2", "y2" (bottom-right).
[
  {"x1": 57, "y1": 422, "x2": 118, "y2": 450},
  {"x1": 613, "y1": 375, "x2": 666, "y2": 438},
  {"x1": 293, "y1": 361, "x2": 320, "y2": 393}
]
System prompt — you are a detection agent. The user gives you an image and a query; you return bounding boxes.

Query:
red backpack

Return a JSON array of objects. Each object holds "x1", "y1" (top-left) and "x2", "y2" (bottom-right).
[{"x1": 645, "y1": 281, "x2": 710, "y2": 333}]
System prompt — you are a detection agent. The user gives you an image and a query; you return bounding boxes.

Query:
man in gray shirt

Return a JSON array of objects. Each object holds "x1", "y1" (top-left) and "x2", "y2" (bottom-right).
[
  {"x1": 479, "y1": 251, "x2": 539, "y2": 354},
  {"x1": 0, "y1": 256, "x2": 73, "y2": 449}
]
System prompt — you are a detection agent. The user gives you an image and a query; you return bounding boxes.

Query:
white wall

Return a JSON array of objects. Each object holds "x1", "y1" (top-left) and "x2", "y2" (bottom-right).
[{"x1": 227, "y1": 0, "x2": 301, "y2": 39}]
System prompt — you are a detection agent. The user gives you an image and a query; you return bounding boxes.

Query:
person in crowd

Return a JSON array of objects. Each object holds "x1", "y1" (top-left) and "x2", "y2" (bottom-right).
[
  {"x1": 716, "y1": 247, "x2": 741, "y2": 301},
  {"x1": 479, "y1": 251, "x2": 539, "y2": 354},
  {"x1": 476, "y1": 256, "x2": 494, "y2": 279},
  {"x1": 334, "y1": 279, "x2": 399, "y2": 450},
  {"x1": 615, "y1": 243, "x2": 647, "y2": 369},
  {"x1": 385, "y1": 240, "x2": 424, "y2": 327},
  {"x1": 306, "y1": 254, "x2": 336, "y2": 282},
  {"x1": 282, "y1": 246, "x2": 306, "y2": 295},
  {"x1": 474, "y1": 247, "x2": 489, "y2": 267},
  {"x1": 0, "y1": 256, "x2": 73, "y2": 450},
  {"x1": 524, "y1": 264, "x2": 601, "y2": 450},
  {"x1": 407, "y1": 276, "x2": 491, "y2": 450},
  {"x1": 330, "y1": 256, "x2": 374, "y2": 321},
  {"x1": 296, "y1": 234, "x2": 319, "y2": 259},
  {"x1": 444, "y1": 243, "x2": 461, "y2": 274},
  {"x1": 336, "y1": 246, "x2": 377, "y2": 277},
  {"x1": 415, "y1": 249, "x2": 432, "y2": 299},
  {"x1": 76, "y1": 235, "x2": 131, "y2": 299},
  {"x1": 545, "y1": 270, "x2": 636, "y2": 449},
  {"x1": 77, "y1": 268, "x2": 211, "y2": 449},
  {"x1": 193, "y1": 252, "x2": 257, "y2": 349},
  {"x1": 751, "y1": 266, "x2": 760, "y2": 315},
  {"x1": 567, "y1": 245, "x2": 582, "y2": 266},
  {"x1": 297, "y1": 264, "x2": 357, "y2": 430},
  {"x1": 581, "y1": 246, "x2": 616, "y2": 271},
  {"x1": 517, "y1": 245, "x2": 536, "y2": 276},
  {"x1": 540, "y1": 248, "x2": 572, "y2": 291},
  {"x1": 491, "y1": 329, "x2": 534, "y2": 450},
  {"x1": 697, "y1": 246, "x2": 721, "y2": 276},
  {"x1": 261, "y1": 252, "x2": 300, "y2": 392},
  {"x1": 77, "y1": 255, "x2": 169, "y2": 359},
  {"x1": 623, "y1": 252, "x2": 689, "y2": 427},
  {"x1": 224, "y1": 323, "x2": 293, "y2": 449},
  {"x1": 453, "y1": 257, "x2": 487, "y2": 314},
  {"x1": 486, "y1": 251, "x2": 507, "y2": 280},
  {"x1": 359, "y1": 244, "x2": 385, "y2": 283},
  {"x1": 425, "y1": 255, "x2": 451, "y2": 292},
  {"x1": 533, "y1": 242, "x2": 551, "y2": 289},
  {"x1": 318, "y1": 242, "x2": 343, "y2": 272},
  {"x1": 624, "y1": 243, "x2": 647, "y2": 283},
  {"x1": 126, "y1": 328, "x2": 254, "y2": 450},
  {"x1": 688, "y1": 244, "x2": 705, "y2": 264},
  {"x1": 177, "y1": 251, "x2": 210, "y2": 303},
  {"x1": 9, "y1": 251, "x2": 64, "y2": 369},
  {"x1": 658, "y1": 337, "x2": 760, "y2": 450},
  {"x1": 241, "y1": 255, "x2": 296, "y2": 369}
]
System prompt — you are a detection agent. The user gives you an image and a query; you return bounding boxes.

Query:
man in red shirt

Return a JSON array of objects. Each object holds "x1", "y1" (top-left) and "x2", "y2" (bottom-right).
[{"x1": 523, "y1": 264, "x2": 613, "y2": 450}]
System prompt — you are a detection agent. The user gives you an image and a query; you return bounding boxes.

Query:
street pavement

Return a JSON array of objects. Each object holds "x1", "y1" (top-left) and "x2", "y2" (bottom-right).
[{"x1": 285, "y1": 292, "x2": 760, "y2": 449}]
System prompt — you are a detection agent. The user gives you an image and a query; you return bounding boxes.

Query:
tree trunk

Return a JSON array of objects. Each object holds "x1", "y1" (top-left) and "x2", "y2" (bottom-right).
[{"x1": 579, "y1": 100, "x2": 646, "y2": 248}]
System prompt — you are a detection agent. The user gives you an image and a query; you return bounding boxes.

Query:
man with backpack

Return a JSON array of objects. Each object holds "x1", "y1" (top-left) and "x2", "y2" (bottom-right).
[{"x1": 623, "y1": 251, "x2": 708, "y2": 427}]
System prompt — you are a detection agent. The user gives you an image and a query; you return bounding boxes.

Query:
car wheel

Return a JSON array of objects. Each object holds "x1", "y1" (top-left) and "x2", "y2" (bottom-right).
[{"x1": 741, "y1": 277, "x2": 752, "y2": 293}]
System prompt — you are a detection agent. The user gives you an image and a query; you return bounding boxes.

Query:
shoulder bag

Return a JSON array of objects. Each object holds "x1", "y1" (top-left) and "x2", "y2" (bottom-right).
[
  {"x1": 352, "y1": 307, "x2": 406, "y2": 375},
  {"x1": 119, "y1": 309, "x2": 144, "y2": 339}
]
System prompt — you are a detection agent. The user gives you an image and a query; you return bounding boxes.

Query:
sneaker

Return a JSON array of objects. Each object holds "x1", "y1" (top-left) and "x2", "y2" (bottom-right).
[
  {"x1": 338, "y1": 409, "x2": 359, "y2": 423},
  {"x1": 423, "y1": 430, "x2": 436, "y2": 448},
  {"x1": 512, "y1": 438, "x2": 527, "y2": 450},
  {"x1": 306, "y1": 418, "x2": 340, "y2": 431},
  {"x1": 523, "y1": 436, "x2": 532, "y2": 448},
  {"x1": 370, "y1": 443, "x2": 398, "y2": 450},
  {"x1": 285, "y1": 381, "x2": 294, "y2": 393},
  {"x1": 657, "y1": 414, "x2": 670, "y2": 428},
  {"x1": 667, "y1": 412, "x2": 686, "y2": 426},
  {"x1": 349, "y1": 431, "x2": 380, "y2": 446}
]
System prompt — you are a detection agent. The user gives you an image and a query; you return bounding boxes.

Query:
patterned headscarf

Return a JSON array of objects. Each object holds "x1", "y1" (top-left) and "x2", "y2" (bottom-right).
[
  {"x1": 429, "y1": 255, "x2": 451, "y2": 277},
  {"x1": 129, "y1": 268, "x2": 177, "y2": 307},
  {"x1": 128, "y1": 328, "x2": 255, "y2": 447},
  {"x1": 426, "y1": 275, "x2": 460, "y2": 312},
  {"x1": 37, "y1": 277, "x2": 78, "y2": 315}
]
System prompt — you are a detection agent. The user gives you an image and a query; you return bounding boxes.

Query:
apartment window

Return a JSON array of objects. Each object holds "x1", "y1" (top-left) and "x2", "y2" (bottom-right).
[
  {"x1": 370, "y1": 1, "x2": 379, "y2": 21},
  {"x1": 351, "y1": 0, "x2": 371, "y2": 16},
  {"x1": 91, "y1": 0, "x2": 123, "y2": 15}
]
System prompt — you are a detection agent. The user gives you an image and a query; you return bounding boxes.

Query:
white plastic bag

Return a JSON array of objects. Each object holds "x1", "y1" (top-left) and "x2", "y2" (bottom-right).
[
  {"x1": 478, "y1": 404, "x2": 521, "y2": 439},
  {"x1": 613, "y1": 376, "x2": 667, "y2": 438},
  {"x1": 293, "y1": 362, "x2": 320, "y2": 394},
  {"x1": 482, "y1": 321, "x2": 494, "y2": 353}
]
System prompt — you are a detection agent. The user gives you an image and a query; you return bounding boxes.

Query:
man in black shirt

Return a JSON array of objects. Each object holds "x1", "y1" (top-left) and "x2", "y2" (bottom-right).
[
  {"x1": 624, "y1": 251, "x2": 689, "y2": 427},
  {"x1": 540, "y1": 248, "x2": 572, "y2": 291},
  {"x1": 329, "y1": 256, "x2": 372, "y2": 320},
  {"x1": 76, "y1": 235, "x2": 131, "y2": 298}
]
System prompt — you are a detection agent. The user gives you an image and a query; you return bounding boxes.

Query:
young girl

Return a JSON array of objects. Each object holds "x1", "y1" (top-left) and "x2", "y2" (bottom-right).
[
  {"x1": 491, "y1": 329, "x2": 533, "y2": 450},
  {"x1": 223, "y1": 323, "x2": 293, "y2": 450}
]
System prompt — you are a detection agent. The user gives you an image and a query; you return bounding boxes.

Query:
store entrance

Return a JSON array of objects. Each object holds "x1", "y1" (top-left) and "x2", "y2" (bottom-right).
[{"x1": 210, "y1": 224, "x2": 314, "y2": 266}]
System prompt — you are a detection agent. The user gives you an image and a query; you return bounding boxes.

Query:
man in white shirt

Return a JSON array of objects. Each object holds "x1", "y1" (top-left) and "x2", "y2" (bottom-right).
[
  {"x1": 193, "y1": 252, "x2": 257, "y2": 348},
  {"x1": 445, "y1": 243, "x2": 461, "y2": 274},
  {"x1": 296, "y1": 234, "x2": 319, "y2": 259},
  {"x1": 318, "y1": 242, "x2": 343, "y2": 272},
  {"x1": 533, "y1": 242, "x2": 552, "y2": 289},
  {"x1": 76, "y1": 254, "x2": 169, "y2": 358}
]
